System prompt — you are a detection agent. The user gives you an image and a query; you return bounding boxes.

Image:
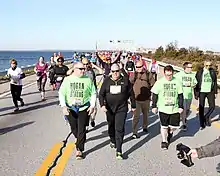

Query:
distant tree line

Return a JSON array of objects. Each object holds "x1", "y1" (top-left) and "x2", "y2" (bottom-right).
[{"x1": 140, "y1": 41, "x2": 220, "y2": 76}]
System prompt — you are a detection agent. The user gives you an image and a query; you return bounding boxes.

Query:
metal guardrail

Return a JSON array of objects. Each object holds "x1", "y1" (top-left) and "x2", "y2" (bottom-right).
[
  {"x1": 143, "y1": 57, "x2": 220, "y2": 87},
  {"x1": 0, "y1": 58, "x2": 73, "y2": 76}
]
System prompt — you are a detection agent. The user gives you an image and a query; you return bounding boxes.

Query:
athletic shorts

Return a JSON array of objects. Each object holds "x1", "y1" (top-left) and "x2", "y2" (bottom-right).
[{"x1": 159, "y1": 112, "x2": 180, "y2": 128}]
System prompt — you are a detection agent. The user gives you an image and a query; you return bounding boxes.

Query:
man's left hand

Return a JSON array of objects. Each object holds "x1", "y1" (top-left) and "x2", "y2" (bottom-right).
[
  {"x1": 87, "y1": 107, "x2": 94, "y2": 115},
  {"x1": 178, "y1": 108, "x2": 183, "y2": 114}
]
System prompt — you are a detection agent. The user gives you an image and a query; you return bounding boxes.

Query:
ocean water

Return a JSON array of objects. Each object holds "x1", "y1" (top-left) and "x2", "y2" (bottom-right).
[{"x1": 0, "y1": 51, "x2": 89, "y2": 72}]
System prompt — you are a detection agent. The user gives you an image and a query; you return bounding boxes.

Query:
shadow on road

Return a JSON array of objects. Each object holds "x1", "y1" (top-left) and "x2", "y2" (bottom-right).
[
  {"x1": 171, "y1": 114, "x2": 200, "y2": 143},
  {"x1": 210, "y1": 106, "x2": 220, "y2": 122},
  {"x1": 0, "y1": 89, "x2": 52, "y2": 100},
  {"x1": 85, "y1": 115, "x2": 160, "y2": 159},
  {"x1": 0, "y1": 100, "x2": 59, "y2": 117},
  {"x1": 0, "y1": 121, "x2": 35, "y2": 135},
  {"x1": 0, "y1": 100, "x2": 47, "y2": 112},
  {"x1": 123, "y1": 120, "x2": 160, "y2": 159}
]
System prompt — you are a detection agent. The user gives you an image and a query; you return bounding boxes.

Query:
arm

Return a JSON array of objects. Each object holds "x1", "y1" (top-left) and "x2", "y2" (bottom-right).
[
  {"x1": 19, "y1": 68, "x2": 25, "y2": 79},
  {"x1": 178, "y1": 93, "x2": 184, "y2": 109},
  {"x1": 89, "y1": 80, "x2": 97, "y2": 108},
  {"x1": 152, "y1": 93, "x2": 158, "y2": 108},
  {"x1": 50, "y1": 67, "x2": 56, "y2": 83},
  {"x1": 196, "y1": 136, "x2": 220, "y2": 159},
  {"x1": 177, "y1": 81, "x2": 184, "y2": 109},
  {"x1": 194, "y1": 71, "x2": 200, "y2": 98},
  {"x1": 213, "y1": 70, "x2": 218, "y2": 94},
  {"x1": 112, "y1": 52, "x2": 121, "y2": 64},
  {"x1": 151, "y1": 82, "x2": 159, "y2": 108},
  {"x1": 98, "y1": 78, "x2": 107, "y2": 107},
  {"x1": 128, "y1": 80, "x2": 136, "y2": 108},
  {"x1": 91, "y1": 63, "x2": 104, "y2": 75},
  {"x1": 58, "y1": 78, "x2": 67, "y2": 107},
  {"x1": 34, "y1": 66, "x2": 37, "y2": 73}
]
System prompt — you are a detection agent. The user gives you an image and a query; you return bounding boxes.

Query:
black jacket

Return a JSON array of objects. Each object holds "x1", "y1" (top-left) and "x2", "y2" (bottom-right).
[
  {"x1": 99, "y1": 75, "x2": 136, "y2": 113},
  {"x1": 194, "y1": 68, "x2": 217, "y2": 97},
  {"x1": 196, "y1": 136, "x2": 220, "y2": 159},
  {"x1": 50, "y1": 65, "x2": 69, "y2": 83},
  {"x1": 125, "y1": 60, "x2": 135, "y2": 72}
]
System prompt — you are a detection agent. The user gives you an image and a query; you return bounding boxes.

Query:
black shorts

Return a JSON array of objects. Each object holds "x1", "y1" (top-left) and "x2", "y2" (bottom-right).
[{"x1": 159, "y1": 112, "x2": 180, "y2": 128}]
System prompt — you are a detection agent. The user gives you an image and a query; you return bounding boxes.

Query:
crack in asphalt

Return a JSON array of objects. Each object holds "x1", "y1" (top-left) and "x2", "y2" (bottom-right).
[{"x1": 46, "y1": 132, "x2": 72, "y2": 176}]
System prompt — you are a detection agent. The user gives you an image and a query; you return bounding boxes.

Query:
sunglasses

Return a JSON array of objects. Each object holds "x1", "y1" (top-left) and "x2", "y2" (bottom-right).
[
  {"x1": 206, "y1": 65, "x2": 211, "y2": 67},
  {"x1": 76, "y1": 68, "x2": 85, "y2": 71},
  {"x1": 187, "y1": 66, "x2": 192, "y2": 68},
  {"x1": 83, "y1": 63, "x2": 89, "y2": 65},
  {"x1": 111, "y1": 70, "x2": 119, "y2": 73},
  {"x1": 136, "y1": 65, "x2": 143, "y2": 68}
]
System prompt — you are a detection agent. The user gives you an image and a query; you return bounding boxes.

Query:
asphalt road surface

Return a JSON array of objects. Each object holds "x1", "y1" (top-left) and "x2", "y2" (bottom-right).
[{"x1": 0, "y1": 72, "x2": 220, "y2": 176}]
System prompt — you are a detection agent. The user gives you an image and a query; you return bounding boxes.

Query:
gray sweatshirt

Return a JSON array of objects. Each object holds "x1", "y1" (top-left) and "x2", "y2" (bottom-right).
[{"x1": 196, "y1": 136, "x2": 220, "y2": 159}]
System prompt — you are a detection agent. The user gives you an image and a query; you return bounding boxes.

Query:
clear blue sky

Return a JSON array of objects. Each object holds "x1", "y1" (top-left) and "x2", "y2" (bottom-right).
[{"x1": 1, "y1": 0, "x2": 220, "y2": 51}]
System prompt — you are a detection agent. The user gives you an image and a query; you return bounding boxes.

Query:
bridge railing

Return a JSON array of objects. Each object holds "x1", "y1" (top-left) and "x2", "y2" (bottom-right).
[{"x1": 143, "y1": 58, "x2": 220, "y2": 87}]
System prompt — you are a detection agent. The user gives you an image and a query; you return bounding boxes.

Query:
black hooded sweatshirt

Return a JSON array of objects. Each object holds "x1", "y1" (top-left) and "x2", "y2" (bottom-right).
[{"x1": 99, "y1": 74, "x2": 136, "y2": 113}]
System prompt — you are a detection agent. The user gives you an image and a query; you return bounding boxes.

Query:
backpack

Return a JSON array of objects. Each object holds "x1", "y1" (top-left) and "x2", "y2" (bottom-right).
[{"x1": 133, "y1": 71, "x2": 151, "y2": 86}]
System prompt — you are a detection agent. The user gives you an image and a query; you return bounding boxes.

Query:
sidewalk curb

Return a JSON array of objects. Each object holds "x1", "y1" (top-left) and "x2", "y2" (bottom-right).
[{"x1": 0, "y1": 82, "x2": 36, "y2": 98}]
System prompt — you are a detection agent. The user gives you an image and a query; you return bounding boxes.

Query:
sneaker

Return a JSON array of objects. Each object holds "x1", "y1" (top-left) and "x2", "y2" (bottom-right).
[
  {"x1": 14, "y1": 108, "x2": 19, "y2": 112},
  {"x1": 110, "y1": 142, "x2": 116, "y2": 148},
  {"x1": 20, "y1": 100, "x2": 24, "y2": 107},
  {"x1": 167, "y1": 132, "x2": 173, "y2": 144},
  {"x1": 181, "y1": 125, "x2": 187, "y2": 131},
  {"x1": 90, "y1": 120, "x2": 95, "y2": 127},
  {"x1": 76, "y1": 151, "x2": 83, "y2": 160},
  {"x1": 131, "y1": 134, "x2": 139, "y2": 139},
  {"x1": 116, "y1": 152, "x2": 123, "y2": 160},
  {"x1": 206, "y1": 117, "x2": 211, "y2": 127},
  {"x1": 161, "y1": 142, "x2": 168, "y2": 150},
  {"x1": 143, "y1": 128, "x2": 148, "y2": 133},
  {"x1": 200, "y1": 126, "x2": 205, "y2": 130}
]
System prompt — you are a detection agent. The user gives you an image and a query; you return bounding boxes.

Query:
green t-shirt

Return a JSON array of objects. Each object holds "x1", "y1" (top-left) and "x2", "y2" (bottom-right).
[
  {"x1": 151, "y1": 77, "x2": 183, "y2": 114},
  {"x1": 175, "y1": 71, "x2": 197, "y2": 100},
  {"x1": 201, "y1": 68, "x2": 212, "y2": 93},
  {"x1": 59, "y1": 75, "x2": 96, "y2": 111}
]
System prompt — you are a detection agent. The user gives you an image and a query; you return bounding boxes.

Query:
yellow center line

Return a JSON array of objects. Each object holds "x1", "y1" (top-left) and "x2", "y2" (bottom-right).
[
  {"x1": 35, "y1": 142, "x2": 63, "y2": 176},
  {"x1": 51, "y1": 143, "x2": 75, "y2": 176}
]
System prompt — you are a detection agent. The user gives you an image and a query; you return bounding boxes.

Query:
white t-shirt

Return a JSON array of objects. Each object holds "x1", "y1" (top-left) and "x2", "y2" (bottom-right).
[{"x1": 7, "y1": 67, "x2": 23, "y2": 85}]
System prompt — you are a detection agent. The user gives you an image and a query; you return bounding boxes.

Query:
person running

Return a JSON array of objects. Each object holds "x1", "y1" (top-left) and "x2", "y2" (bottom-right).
[
  {"x1": 50, "y1": 57, "x2": 69, "y2": 90},
  {"x1": 151, "y1": 65, "x2": 184, "y2": 150},
  {"x1": 194, "y1": 59, "x2": 218, "y2": 130},
  {"x1": 34, "y1": 56, "x2": 48, "y2": 101},
  {"x1": 148, "y1": 57, "x2": 159, "y2": 81},
  {"x1": 125, "y1": 56, "x2": 135, "y2": 77},
  {"x1": 175, "y1": 62, "x2": 197, "y2": 131},
  {"x1": 99, "y1": 63, "x2": 136, "y2": 160},
  {"x1": 59, "y1": 62, "x2": 97, "y2": 160},
  {"x1": 49, "y1": 56, "x2": 57, "y2": 90},
  {"x1": 7, "y1": 59, "x2": 25, "y2": 112},
  {"x1": 130, "y1": 60, "x2": 155, "y2": 138},
  {"x1": 81, "y1": 58, "x2": 103, "y2": 130}
]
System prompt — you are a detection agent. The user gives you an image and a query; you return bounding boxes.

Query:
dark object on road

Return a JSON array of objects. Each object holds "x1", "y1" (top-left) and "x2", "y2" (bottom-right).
[
  {"x1": 176, "y1": 143, "x2": 194, "y2": 167},
  {"x1": 216, "y1": 163, "x2": 220, "y2": 173}
]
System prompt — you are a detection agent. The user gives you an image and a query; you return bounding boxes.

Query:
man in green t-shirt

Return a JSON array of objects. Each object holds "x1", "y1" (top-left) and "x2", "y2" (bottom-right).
[
  {"x1": 175, "y1": 62, "x2": 197, "y2": 131},
  {"x1": 151, "y1": 65, "x2": 184, "y2": 150},
  {"x1": 194, "y1": 59, "x2": 218, "y2": 130},
  {"x1": 59, "y1": 62, "x2": 97, "y2": 160}
]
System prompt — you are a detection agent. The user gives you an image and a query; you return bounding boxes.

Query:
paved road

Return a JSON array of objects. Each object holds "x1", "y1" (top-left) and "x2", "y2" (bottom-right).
[{"x1": 0, "y1": 70, "x2": 220, "y2": 176}]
